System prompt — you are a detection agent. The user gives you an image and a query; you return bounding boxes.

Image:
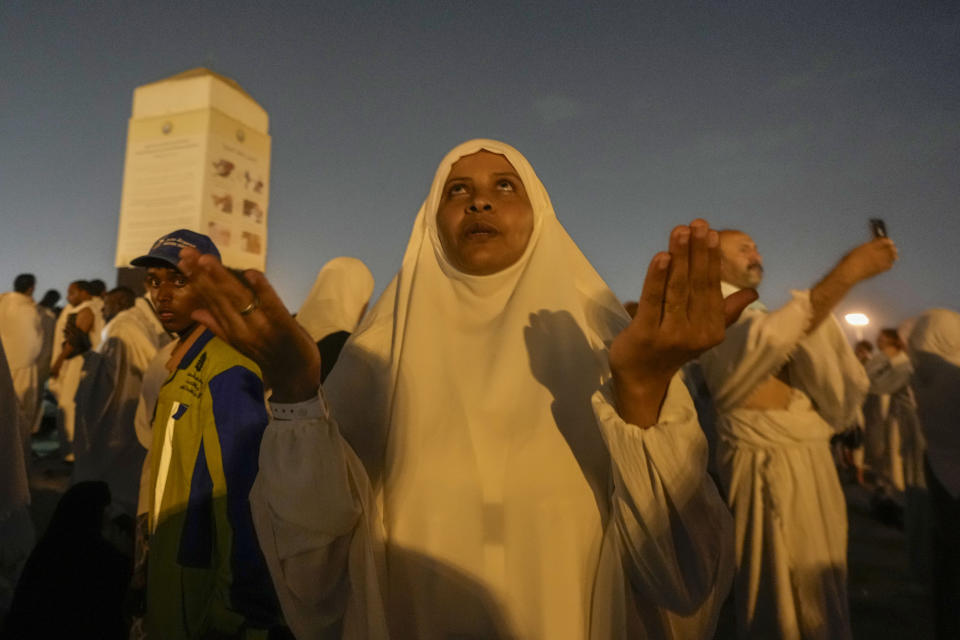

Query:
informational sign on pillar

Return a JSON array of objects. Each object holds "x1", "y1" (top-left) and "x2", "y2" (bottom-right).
[{"x1": 115, "y1": 68, "x2": 270, "y2": 272}]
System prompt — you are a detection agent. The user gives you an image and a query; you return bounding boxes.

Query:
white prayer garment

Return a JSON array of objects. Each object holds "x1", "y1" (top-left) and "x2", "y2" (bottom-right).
[
  {"x1": 251, "y1": 139, "x2": 734, "y2": 640},
  {"x1": 133, "y1": 340, "x2": 177, "y2": 450},
  {"x1": 297, "y1": 257, "x2": 375, "y2": 342},
  {"x1": 34, "y1": 305, "x2": 57, "y2": 431},
  {"x1": 132, "y1": 295, "x2": 170, "y2": 348},
  {"x1": 73, "y1": 308, "x2": 158, "y2": 515},
  {"x1": 908, "y1": 309, "x2": 960, "y2": 498},
  {"x1": 0, "y1": 337, "x2": 35, "y2": 612},
  {"x1": 698, "y1": 282, "x2": 868, "y2": 640},
  {"x1": 49, "y1": 298, "x2": 104, "y2": 444},
  {"x1": 0, "y1": 291, "x2": 43, "y2": 447},
  {"x1": 863, "y1": 350, "x2": 920, "y2": 491}
]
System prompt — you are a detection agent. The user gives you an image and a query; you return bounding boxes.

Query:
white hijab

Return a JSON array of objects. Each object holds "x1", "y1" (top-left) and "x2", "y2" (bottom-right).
[
  {"x1": 297, "y1": 257, "x2": 375, "y2": 342},
  {"x1": 324, "y1": 139, "x2": 630, "y2": 635},
  {"x1": 909, "y1": 308, "x2": 960, "y2": 367}
]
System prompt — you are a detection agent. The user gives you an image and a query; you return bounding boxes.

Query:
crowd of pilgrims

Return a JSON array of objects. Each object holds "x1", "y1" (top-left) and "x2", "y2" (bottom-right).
[{"x1": 0, "y1": 139, "x2": 956, "y2": 640}]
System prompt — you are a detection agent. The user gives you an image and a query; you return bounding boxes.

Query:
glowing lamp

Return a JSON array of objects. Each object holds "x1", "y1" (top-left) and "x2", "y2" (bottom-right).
[
  {"x1": 844, "y1": 313, "x2": 870, "y2": 327},
  {"x1": 844, "y1": 313, "x2": 870, "y2": 340}
]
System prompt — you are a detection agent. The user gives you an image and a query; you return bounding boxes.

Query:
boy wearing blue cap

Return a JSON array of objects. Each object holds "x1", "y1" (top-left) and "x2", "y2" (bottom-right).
[{"x1": 131, "y1": 229, "x2": 284, "y2": 639}]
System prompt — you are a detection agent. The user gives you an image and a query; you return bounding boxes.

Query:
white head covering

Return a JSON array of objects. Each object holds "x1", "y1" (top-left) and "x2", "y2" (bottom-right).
[
  {"x1": 324, "y1": 139, "x2": 630, "y2": 635},
  {"x1": 296, "y1": 257, "x2": 375, "y2": 342},
  {"x1": 908, "y1": 308, "x2": 960, "y2": 367}
]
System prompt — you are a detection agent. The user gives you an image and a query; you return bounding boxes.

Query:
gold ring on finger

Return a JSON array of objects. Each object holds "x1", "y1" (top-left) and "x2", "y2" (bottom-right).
[{"x1": 238, "y1": 293, "x2": 260, "y2": 316}]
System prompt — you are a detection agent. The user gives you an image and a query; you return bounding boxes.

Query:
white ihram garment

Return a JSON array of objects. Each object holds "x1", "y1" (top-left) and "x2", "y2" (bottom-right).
[
  {"x1": 73, "y1": 308, "x2": 158, "y2": 514},
  {"x1": 698, "y1": 283, "x2": 868, "y2": 640},
  {"x1": 862, "y1": 351, "x2": 919, "y2": 491},
  {"x1": 297, "y1": 257, "x2": 375, "y2": 342},
  {"x1": 0, "y1": 292, "x2": 43, "y2": 446},
  {"x1": 0, "y1": 337, "x2": 35, "y2": 612},
  {"x1": 49, "y1": 298, "x2": 103, "y2": 443},
  {"x1": 132, "y1": 295, "x2": 170, "y2": 348},
  {"x1": 250, "y1": 139, "x2": 733, "y2": 640}
]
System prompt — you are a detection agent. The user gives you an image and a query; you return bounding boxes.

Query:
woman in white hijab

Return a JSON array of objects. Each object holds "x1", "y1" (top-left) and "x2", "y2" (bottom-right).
[
  {"x1": 180, "y1": 139, "x2": 753, "y2": 639},
  {"x1": 297, "y1": 257, "x2": 374, "y2": 381}
]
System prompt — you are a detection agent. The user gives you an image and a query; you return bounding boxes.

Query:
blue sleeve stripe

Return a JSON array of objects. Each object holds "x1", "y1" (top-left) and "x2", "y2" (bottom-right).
[
  {"x1": 178, "y1": 440, "x2": 213, "y2": 568},
  {"x1": 208, "y1": 365, "x2": 278, "y2": 626}
]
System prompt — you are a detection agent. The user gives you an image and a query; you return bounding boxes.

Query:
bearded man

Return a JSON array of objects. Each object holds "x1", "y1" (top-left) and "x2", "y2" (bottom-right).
[{"x1": 697, "y1": 229, "x2": 896, "y2": 639}]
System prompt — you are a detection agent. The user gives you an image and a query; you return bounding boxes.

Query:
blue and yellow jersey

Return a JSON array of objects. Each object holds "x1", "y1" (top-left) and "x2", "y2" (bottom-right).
[{"x1": 146, "y1": 328, "x2": 280, "y2": 639}]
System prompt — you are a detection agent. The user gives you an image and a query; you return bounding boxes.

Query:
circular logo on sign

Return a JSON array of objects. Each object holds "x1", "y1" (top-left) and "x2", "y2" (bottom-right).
[
  {"x1": 236, "y1": 129, "x2": 245, "y2": 142},
  {"x1": 161, "y1": 121, "x2": 173, "y2": 134}
]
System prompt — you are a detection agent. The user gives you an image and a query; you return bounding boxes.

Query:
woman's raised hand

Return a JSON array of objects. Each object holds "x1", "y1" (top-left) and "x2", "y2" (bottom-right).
[
  {"x1": 609, "y1": 219, "x2": 756, "y2": 427},
  {"x1": 178, "y1": 248, "x2": 322, "y2": 403}
]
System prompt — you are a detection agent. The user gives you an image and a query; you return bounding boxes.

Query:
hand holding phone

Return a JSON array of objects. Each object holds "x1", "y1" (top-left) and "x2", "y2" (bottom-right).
[{"x1": 869, "y1": 218, "x2": 888, "y2": 239}]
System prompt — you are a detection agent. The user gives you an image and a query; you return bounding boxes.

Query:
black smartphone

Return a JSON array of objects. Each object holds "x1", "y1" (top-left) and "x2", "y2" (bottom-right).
[{"x1": 869, "y1": 218, "x2": 887, "y2": 239}]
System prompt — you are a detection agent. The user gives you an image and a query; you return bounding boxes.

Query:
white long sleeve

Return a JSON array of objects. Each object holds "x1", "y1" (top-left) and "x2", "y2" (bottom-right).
[
  {"x1": 250, "y1": 405, "x2": 389, "y2": 640},
  {"x1": 590, "y1": 375, "x2": 734, "y2": 638},
  {"x1": 699, "y1": 291, "x2": 812, "y2": 412}
]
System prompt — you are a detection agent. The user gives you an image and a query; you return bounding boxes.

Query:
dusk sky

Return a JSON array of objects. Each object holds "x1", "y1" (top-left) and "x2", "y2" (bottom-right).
[{"x1": 1, "y1": 1, "x2": 957, "y2": 339}]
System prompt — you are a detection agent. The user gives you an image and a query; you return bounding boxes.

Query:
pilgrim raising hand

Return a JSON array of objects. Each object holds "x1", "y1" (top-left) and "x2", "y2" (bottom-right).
[
  {"x1": 176, "y1": 250, "x2": 321, "y2": 403},
  {"x1": 609, "y1": 219, "x2": 758, "y2": 427},
  {"x1": 179, "y1": 140, "x2": 736, "y2": 639}
]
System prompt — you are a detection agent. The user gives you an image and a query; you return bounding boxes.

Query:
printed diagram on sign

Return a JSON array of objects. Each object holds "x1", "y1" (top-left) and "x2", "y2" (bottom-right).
[
  {"x1": 210, "y1": 157, "x2": 266, "y2": 224},
  {"x1": 211, "y1": 191, "x2": 233, "y2": 213},
  {"x1": 207, "y1": 145, "x2": 268, "y2": 263},
  {"x1": 244, "y1": 170, "x2": 264, "y2": 193},
  {"x1": 241, "y1": 231, "x2": 262, "y2": 255},
  {"x1": 207, "y1": 221, "x2": 231, "y2": 248},
  {"x1": 242, "y1": 200, "x2": 264, "y2": 223},
  {"x1": 212, "y1": 159, "x2": 235, "y2": 177}
]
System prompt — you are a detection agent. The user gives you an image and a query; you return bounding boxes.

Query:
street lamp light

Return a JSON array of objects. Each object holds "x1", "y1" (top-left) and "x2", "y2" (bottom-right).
[{"x1": 844, "y1": 313, "x2": 870, "y2": 341}]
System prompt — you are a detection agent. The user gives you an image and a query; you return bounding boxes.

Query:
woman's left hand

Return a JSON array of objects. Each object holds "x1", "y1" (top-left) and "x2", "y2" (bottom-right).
[{"x1": 609, "y1": 219, "x2": 756, "y2": 427}]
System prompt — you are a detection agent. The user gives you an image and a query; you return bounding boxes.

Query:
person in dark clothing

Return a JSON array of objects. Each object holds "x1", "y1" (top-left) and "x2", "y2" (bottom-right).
[{"x1": 3, "y1": 481, "x2": 131, "y2": 639}]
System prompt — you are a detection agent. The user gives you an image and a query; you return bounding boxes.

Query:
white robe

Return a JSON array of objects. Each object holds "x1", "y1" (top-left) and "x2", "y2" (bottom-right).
[
  {"x1": 251, "y1": 139, "x2": 734, "y2": 640},
  {"x1": 698, "y1": 284, "x2": 868, "y2": 640},
  {"x1": 72, "y1": 308, "x2": 158, "y2": 515},
  {"x1": 34, "y1": 306, "x2": 57, "y2": 431},
  {"x1": 49, "y1": 298, "x2": 104, "y2": 443},
  {"x1": 862, "y1": 351, "x2": 920, "y2": 491},
  {"x1": 0, "y1": 291, "x2": 43, "y2": 448},
  {"x1": 0, "y1": 337, "x2": 35, "y2": 613},
  {"x1": 864, "y1": 350, "x2": 930, "y2": 579},
  {"x1": 132, "y1": 295, "x2": 170, "y2": 348}
]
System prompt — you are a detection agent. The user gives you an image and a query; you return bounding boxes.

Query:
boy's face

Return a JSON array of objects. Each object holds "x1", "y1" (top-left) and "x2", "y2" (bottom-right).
[{"x1": 145, "y1": 266, "x2": 202, "y2": 334}]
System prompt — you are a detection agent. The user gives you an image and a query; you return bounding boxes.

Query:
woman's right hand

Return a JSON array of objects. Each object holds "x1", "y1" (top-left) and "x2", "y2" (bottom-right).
[{"x1": 178, "y1": 248, "x2": 321, "y2": 403}]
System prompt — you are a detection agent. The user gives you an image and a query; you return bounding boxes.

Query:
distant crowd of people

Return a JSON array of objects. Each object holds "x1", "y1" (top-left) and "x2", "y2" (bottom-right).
[{"x1": 0, "y1": 139, "x2": 957, "y2": 639}]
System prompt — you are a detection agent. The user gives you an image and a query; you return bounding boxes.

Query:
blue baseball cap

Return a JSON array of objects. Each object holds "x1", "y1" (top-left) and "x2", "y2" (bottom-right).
[{"x1": 130, "y1": 228, "x2": 221, "y2": 269}]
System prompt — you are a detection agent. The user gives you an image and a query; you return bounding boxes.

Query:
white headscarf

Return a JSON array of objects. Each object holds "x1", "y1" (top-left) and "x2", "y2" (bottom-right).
[
  {"x1": 908, "y1": 308, "x2": 960, "y2": 367},
  {"x1": 324, "y1": 139, "x2": 630, "y2": 636},
  {"x1": 297, "y1": 257, "x2": 375, "y2": 342}
]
